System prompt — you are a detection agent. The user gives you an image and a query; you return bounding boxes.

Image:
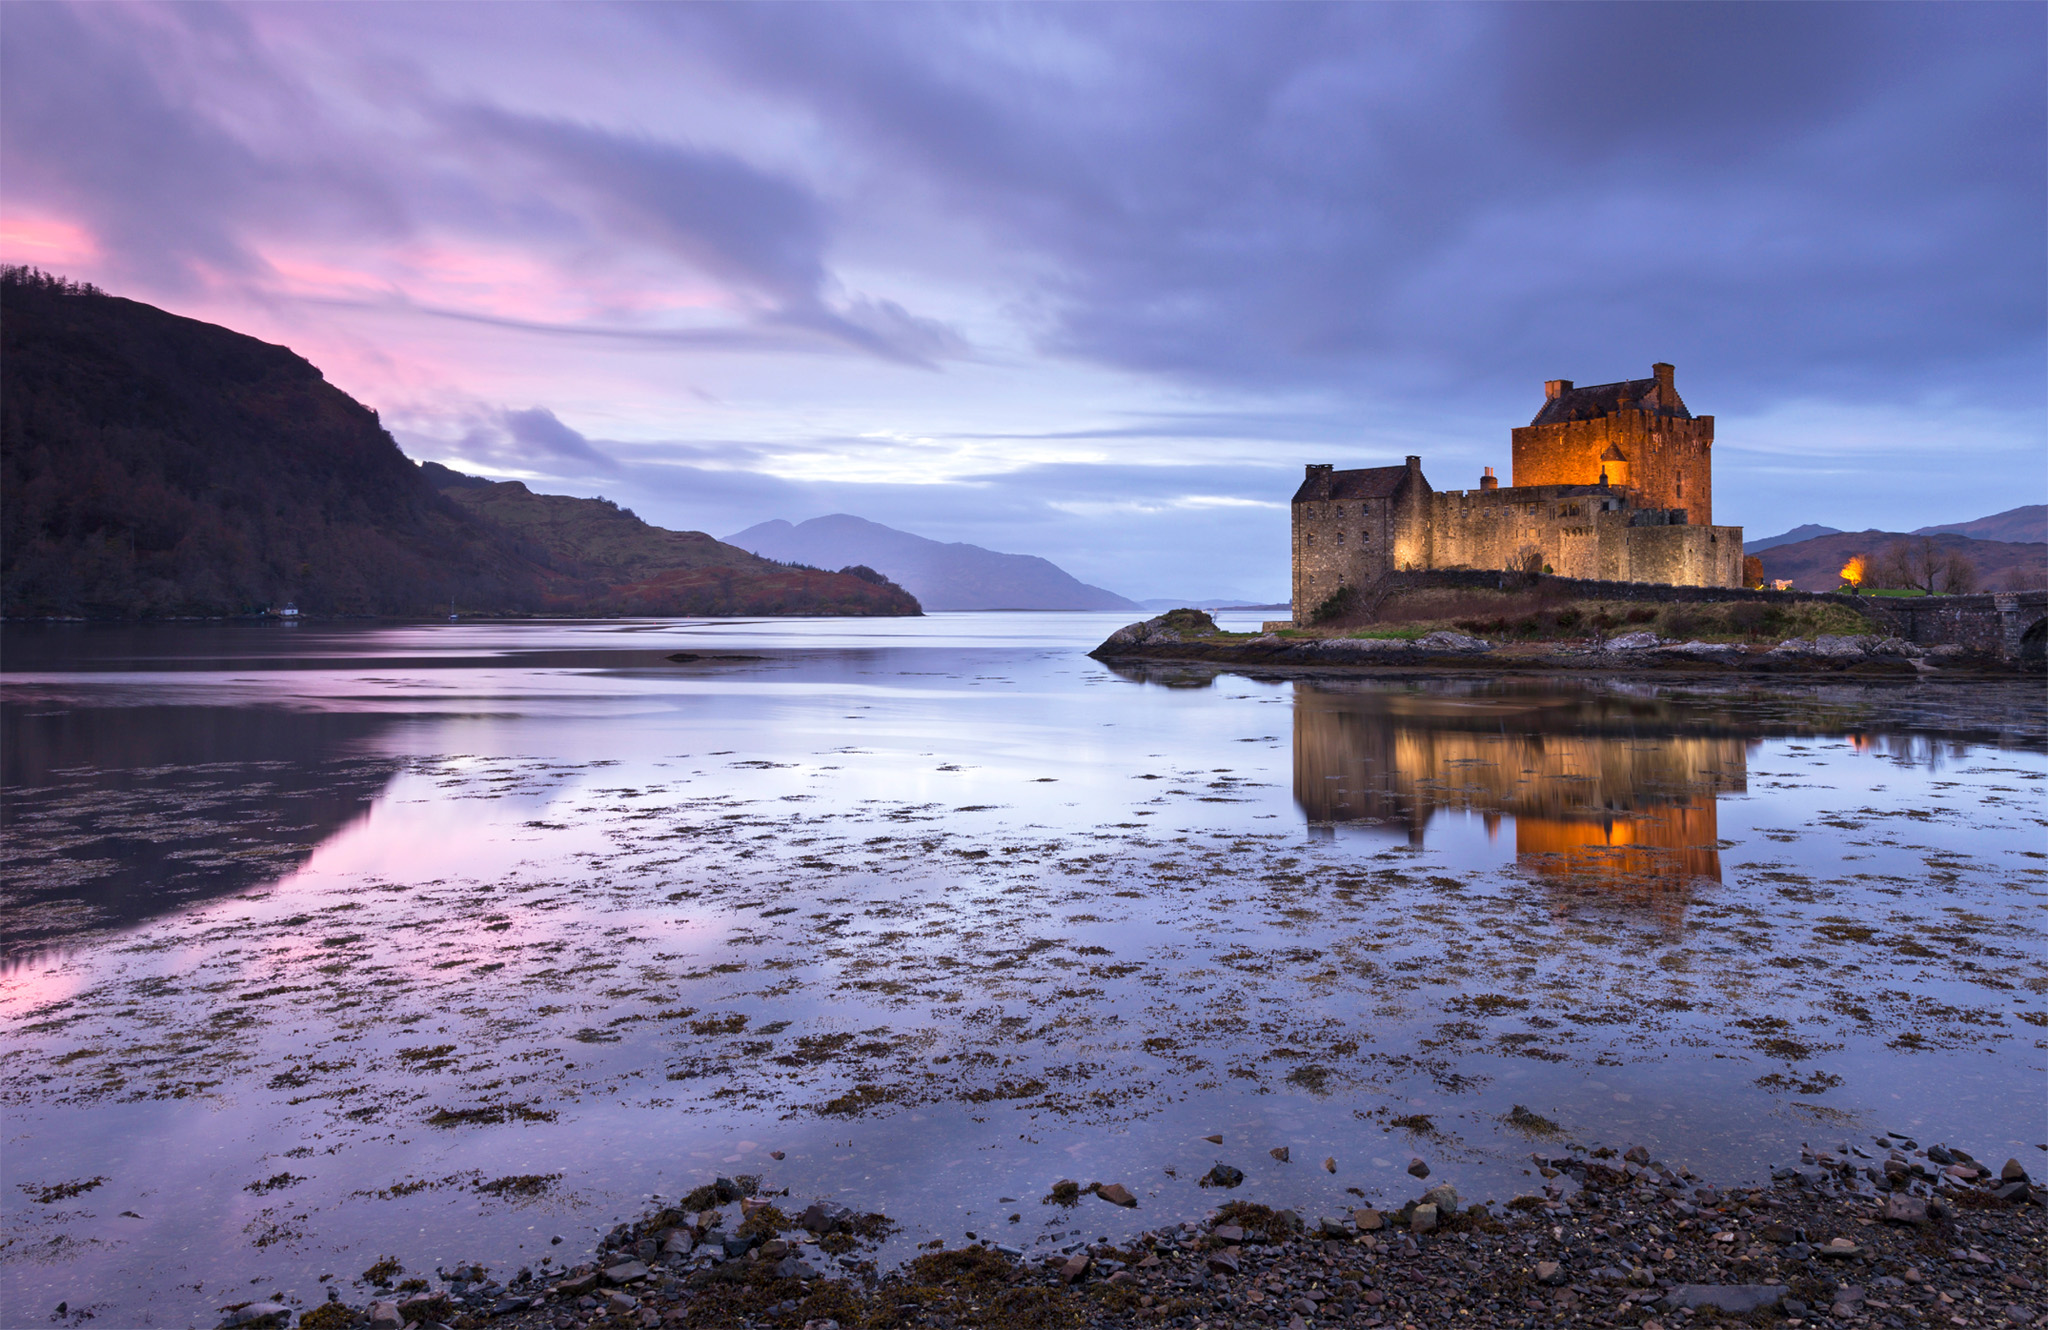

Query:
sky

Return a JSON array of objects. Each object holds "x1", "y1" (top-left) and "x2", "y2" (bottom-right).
[{"x1": 3, "y1": 2, "x2": 2042, "y2": 602}]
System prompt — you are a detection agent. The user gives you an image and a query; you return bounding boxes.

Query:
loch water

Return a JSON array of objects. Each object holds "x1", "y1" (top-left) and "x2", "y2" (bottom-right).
[{"x1": 2, "y1": 614, "x2": 2043, "y2": 1327}]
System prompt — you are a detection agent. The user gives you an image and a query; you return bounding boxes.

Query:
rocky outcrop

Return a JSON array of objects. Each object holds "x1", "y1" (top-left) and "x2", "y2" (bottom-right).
[{"x1": 1088, "y1": 619, "x2": 2025, "y2": 674}]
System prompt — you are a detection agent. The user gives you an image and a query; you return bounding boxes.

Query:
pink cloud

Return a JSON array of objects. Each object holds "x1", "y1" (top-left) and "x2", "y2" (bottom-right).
[{"x1": 0, "y1": 213, "x2": 99, "y2": 268}]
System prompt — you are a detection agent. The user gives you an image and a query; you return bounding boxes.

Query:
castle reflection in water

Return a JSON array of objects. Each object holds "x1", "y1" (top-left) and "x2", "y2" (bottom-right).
[{"x1": 1293, "y1": 681, "x2": 1752, "y2": 916}]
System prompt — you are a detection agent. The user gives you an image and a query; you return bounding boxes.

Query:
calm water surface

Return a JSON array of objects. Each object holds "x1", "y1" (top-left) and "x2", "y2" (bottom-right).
[{"x1": 2, "y1": 614, "x2": 2043, "y2": 1327}]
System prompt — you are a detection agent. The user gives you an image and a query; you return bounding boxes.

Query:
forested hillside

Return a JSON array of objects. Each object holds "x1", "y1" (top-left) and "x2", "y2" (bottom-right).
[
  {"x1": 422, "y1": 465, "x2": 919, "y2": 617},
  {"x1": 0, "y1": 270, "x2": 918, "y2": 619}
]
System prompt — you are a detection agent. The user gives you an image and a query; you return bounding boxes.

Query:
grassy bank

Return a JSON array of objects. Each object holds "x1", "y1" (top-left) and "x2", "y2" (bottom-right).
[{"x1": 1305, "y1": 587, "x2": 1877, "y2": 645}]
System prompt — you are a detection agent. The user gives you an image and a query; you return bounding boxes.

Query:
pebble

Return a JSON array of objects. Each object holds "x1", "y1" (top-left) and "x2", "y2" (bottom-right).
[
  {"x1": 1095, "y1": 1182, "x2": 1137, "y2": 1207},
  {"x1": 1662, "y1": 1283, "x2": 1789, "y2": 1314},
  {"x1": 241, "y1": 1136, "x2": 2048, "y2": 1330},
  {"x1": 1407, "y1": 1156, "x2": 1430, "y2": 1178},
  {"x1": 1202, "y1": 1162, "x2": 1244, "y2": 1188}
]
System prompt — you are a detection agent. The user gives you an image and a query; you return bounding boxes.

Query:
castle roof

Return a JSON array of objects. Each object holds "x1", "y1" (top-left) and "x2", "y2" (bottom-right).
[
  {"x1": 1529, "y1": 377, "x2": 1691, "y2": 427},
  {"x1": 1291, "y1": 463, "x2": 1420, "y2": 504}
]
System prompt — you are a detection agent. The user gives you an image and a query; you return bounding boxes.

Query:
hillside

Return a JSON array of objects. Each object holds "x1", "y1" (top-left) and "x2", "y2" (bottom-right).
[
  {"x1": 725, "y1": 513, "x2": 1138, "y2": 611},
  {"x1": 1915, "y1": 504, "x2": 2046, "y2": 544},
  {"x1": 0, "y1": 269, "x2": 917, "y2": 619},
  {"x1": 1753, "y1": 528, "x2": 2047, "y2": 593},
  {"x1": 422, "y1": 466, "x2": 919, "y2": 617}
]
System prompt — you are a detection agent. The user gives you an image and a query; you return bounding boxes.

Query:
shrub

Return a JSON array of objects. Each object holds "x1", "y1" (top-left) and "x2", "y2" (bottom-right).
[{"x1": 1309, "y1": 586, "x2": 1357, "y2": 624}]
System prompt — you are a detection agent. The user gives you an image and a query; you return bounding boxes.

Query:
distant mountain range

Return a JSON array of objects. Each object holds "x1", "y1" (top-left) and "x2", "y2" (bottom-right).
[
  {"x1": 1746, "y1": 505, "x2": 2045, "y2": 554},
  {"x1": 1136, "y1": 598, "x2": 1288, "y2": 612},
  {"x1": 726, "y1": 514, "x2": 1138, "y2": 612},
  {"x1": 1753, "y1": 528, "x2": 2046, "y2": 593},
  {"x1": 0, "y1": 269, "x2": 917, "y2": 619},
  {"x1": 1914, "y1": 504, "x2": 2045, "y2": 544},
  {"x1": 1744, "y1": 523, "x2": 1846, "y2": 554}
]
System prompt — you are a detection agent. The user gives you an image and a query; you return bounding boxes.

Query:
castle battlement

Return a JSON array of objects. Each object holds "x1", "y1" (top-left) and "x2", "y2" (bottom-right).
[{"x1": 1291, "y1": 364, "x2": 1743, "y2": 620}]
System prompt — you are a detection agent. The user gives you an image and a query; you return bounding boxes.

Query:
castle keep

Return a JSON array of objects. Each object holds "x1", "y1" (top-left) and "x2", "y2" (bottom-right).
[{"x1": 1291, "y1": 363, "x2": 1743, "y2": 618}]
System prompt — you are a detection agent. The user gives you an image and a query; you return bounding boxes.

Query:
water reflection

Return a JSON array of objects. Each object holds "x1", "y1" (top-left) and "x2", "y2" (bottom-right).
[
  {"x1": 1293, "y1": 682, "x2": 1753, "y2": 915},
  {"x1": 0, "y1": 704, "x2": 402, "y2": 960},
  {"x1": 4, "y1": 626, "x2": 2043, "y2": 1330}
]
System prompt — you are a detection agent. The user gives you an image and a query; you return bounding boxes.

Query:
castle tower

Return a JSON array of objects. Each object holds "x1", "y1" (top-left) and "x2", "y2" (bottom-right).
[{"x1": 1511, "y1": 363, "x2": 1714, "y2": 524}]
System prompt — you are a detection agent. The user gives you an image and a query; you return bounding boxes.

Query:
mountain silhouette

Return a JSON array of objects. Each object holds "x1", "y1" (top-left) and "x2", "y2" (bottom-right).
[{"x1": 725, "y1": 513, "x2": 1138, "y2": 611}]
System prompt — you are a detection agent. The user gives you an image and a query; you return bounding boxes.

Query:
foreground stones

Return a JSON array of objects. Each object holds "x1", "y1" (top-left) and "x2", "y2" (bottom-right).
[{"x1": 221, "y1": 1141, "x2": 2044, "y2": 1329}]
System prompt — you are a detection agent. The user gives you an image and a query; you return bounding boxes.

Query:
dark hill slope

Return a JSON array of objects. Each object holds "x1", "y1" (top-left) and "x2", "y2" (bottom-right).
[
  {"x1": 1915, "y1": 504, "x2": 2046, "y2": 544},
  {"x1": 0, "y1": 270, "x2": 916, "y2": 619},
  {"x1": 0, "y1": 269, "x2": 553, "y2": 617},
  {"x1": 421, "y1": 466, "x2": 919, "y2": 617}
]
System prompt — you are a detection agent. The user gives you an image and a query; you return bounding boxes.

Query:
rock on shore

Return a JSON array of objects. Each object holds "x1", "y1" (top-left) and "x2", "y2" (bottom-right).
[{"x1": 240, "y1": 1140, "x2": 2042, "y2": 1329}]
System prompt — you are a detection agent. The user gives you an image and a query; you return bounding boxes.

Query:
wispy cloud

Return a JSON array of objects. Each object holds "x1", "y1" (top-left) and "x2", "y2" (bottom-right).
[{"x1": 2, "y1": 0, "x2": 2040, "y2": 583}]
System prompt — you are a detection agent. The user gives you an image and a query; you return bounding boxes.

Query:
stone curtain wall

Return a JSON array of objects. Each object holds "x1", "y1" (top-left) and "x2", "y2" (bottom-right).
[
  {"x1": 1366, "y1": 568, "x2": 1855, "y2": 608},
  {"x1": 1415, "y1": 486, "x2": 1742, "y2": 587},
  {"x1": 1511, "y1": 411, "x2": 1716, "y2": 527}
]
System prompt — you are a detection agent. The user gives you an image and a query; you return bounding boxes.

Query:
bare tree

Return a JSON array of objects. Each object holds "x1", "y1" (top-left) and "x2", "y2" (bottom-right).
[
  {"x1": 2003, "y1": 565, "x2": 2048, "y2": 592},
  {"x1": 1870, "y1": 536, "x2": 1975, "y2": 594}
]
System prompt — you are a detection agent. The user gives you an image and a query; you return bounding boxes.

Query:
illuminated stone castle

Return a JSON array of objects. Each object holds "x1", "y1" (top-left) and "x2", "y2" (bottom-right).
[{"x1": 1290, "y1": 363, "x2": 1744, "y2": 618}]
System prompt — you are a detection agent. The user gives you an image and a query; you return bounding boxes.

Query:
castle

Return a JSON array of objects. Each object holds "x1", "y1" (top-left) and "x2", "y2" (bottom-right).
[{"x1": 1290, "y1": 363, "x2": 1743, "y2": 619}]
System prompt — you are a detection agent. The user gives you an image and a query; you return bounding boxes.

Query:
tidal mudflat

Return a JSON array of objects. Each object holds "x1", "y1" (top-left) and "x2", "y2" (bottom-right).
[{"x1": 1, "y1": 615, "x2": 2041, "y2": 1327}]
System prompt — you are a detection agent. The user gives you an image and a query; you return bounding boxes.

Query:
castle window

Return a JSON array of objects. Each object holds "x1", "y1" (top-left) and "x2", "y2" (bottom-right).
[
  {"x1": 1336, "y1": 530, "x2": 1344, "y2": 545},
  {"x1": 1360, "y1": 529, "x2": 1370, "y2": 542},
  {"x1": 1305, "y1": 531, "x2": 1314, "y2": 546}
]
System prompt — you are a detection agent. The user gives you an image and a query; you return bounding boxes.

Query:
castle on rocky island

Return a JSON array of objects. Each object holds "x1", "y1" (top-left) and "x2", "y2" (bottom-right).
[{"x1": 1290, "y1": 363, "x2": 1743, "y2": 619}]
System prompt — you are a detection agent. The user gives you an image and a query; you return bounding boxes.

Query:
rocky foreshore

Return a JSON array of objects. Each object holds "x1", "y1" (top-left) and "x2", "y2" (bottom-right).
[
  {"x1": 1087, "y1": 612, "x2": 2021, "y2": 676},
  {"x1": 206, "y1": 1135, "x2": 2043, "y2": 1330}
]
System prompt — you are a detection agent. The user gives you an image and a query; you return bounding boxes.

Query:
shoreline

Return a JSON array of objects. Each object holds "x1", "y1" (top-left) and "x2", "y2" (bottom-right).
[
  {"x1": 214, "y1": 1135, "x2": 2043, "y2": 1330},
  {"x1": 1087, "y1": 624, "x2": 2035, "y2": 679}
]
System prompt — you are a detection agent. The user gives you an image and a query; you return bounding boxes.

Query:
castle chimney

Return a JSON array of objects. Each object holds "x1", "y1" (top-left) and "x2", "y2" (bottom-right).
[
  {"x1": 1544, "y1": 379, "x2": 1573, "y2": 400},
  {"x1": 1304, "y1": 462, "x2": 1334, "y2": 499},
  {"x1": 1405, "y1": 455, "x2": 1421, "y2": 471},
  {"x1": 1479, "y1": 466, "x2": 1498, "y2": 490},
  {"x1": 1652, "y1": 362, "x2": 1674, "y2": 396}
]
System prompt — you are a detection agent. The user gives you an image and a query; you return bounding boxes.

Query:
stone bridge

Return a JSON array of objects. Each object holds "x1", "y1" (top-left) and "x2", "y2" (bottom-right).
[{"x1": 1859, "y1": 590, "x2": 2048, "y2": 666}]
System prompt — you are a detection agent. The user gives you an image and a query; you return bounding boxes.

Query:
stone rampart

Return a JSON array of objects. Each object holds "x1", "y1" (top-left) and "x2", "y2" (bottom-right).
[{"x1": 1360, "y1": 568, "x2": 1858, "y2": 608}]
